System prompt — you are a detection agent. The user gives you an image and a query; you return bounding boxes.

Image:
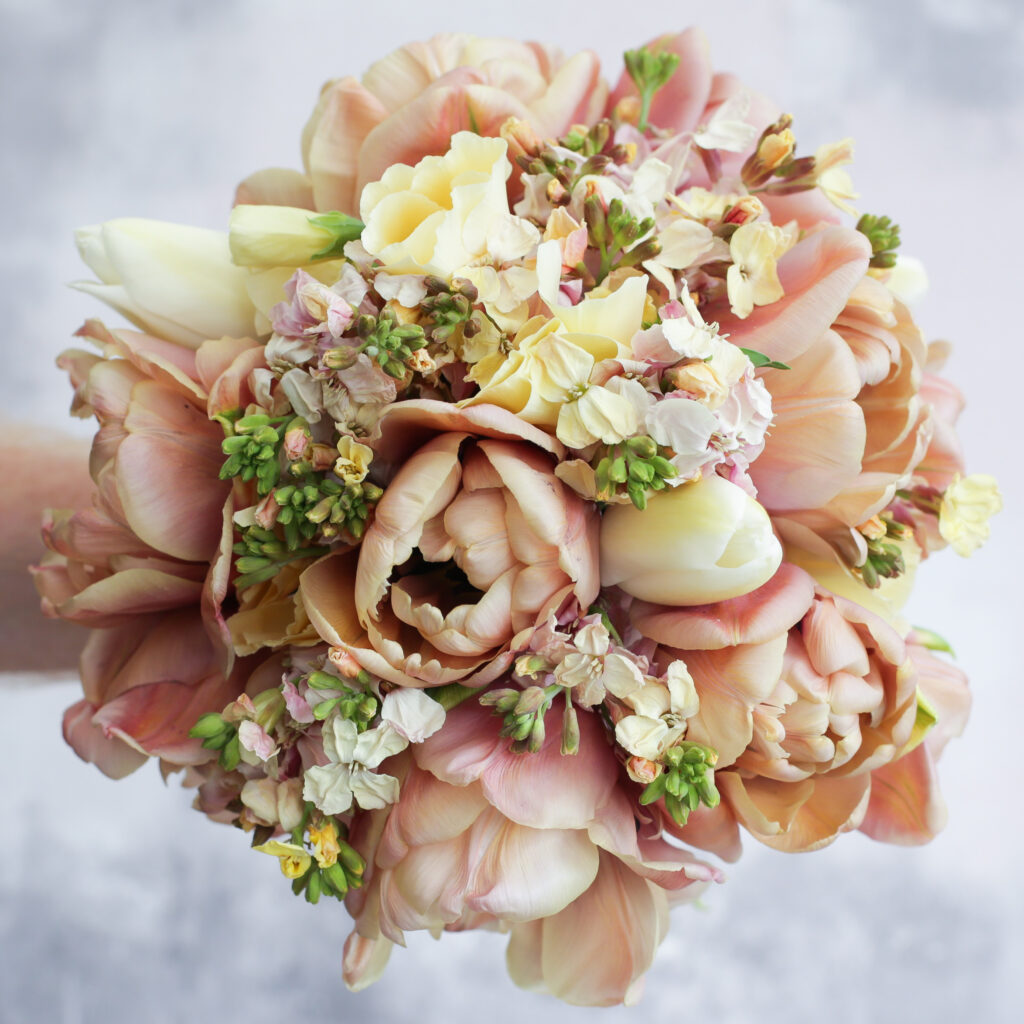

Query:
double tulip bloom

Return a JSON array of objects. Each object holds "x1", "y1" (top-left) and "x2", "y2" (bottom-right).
[{"x1": 42, "y1": 25, "x2": 996, "y2": 1010}]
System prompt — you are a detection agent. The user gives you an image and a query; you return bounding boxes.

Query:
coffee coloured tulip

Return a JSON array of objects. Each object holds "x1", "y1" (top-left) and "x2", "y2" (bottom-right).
[{"x1": 600, "y1": 473, "x2": 782, "y2": 605}]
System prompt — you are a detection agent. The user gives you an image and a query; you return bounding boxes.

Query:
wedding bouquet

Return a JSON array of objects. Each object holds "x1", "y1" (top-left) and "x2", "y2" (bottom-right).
[{"x1": 37, "y1": 29, "x2": 1001, "y2": 1006}]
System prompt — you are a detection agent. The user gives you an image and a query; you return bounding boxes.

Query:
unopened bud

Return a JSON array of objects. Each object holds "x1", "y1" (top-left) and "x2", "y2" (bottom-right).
[
  {"x1": 514, "y1": 686, "x2": 547, "y2": 716},
  {"x1": 327, "y1": 648, "x2": 364, "y2": 678},
  {"x1": 625, "y1": 755, "x2": 662, "y2": 785},
  {"x1": 561, "y1": 704, "x2": 580, "y2": 756}
]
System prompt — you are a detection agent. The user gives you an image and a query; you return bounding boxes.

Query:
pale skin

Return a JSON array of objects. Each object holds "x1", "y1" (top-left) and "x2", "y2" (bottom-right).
[{"x1": 0, "y1": 422, "x2": 94, "y2": 673}]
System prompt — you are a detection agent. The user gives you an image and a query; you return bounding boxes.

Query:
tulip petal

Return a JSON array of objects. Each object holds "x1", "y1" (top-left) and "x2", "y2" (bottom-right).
[
  {"x1": 724, "y1": 227, "x2": 872, "y2": 364},
  {"x1": 632, "y1": 562, "x2": 815, "y2": 651},
  {"x1": 669, "y1": 636, "x2": 787, "y2": 767},
  {"x1": 115, "y1": 432, "x2": 229, "y2": 562},
  {"x1": 62, "y1": 700, "x2": 148, "y2": 779},
  {"x1": 859, "y1": 744, "x2": 946, "y2": 845}
]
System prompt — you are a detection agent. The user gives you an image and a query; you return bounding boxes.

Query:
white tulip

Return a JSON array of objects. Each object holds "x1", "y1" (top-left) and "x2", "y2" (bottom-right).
[
  {"x1": 73, "y1": 218, "x2": 257, "y2": 349},
  {"x1": 600, "y1": 474, "x2": 782, "y2": 605}
]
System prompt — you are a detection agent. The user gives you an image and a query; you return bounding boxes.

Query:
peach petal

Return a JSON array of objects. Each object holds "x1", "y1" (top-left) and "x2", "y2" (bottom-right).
[
  {"x1": 84, "y1": 359, "x2": 146, "y2": 423},
  {"x1": 233, "y1": 167, "x2": 315, "y2": 209},
  {"x1": 802, "y1": 599, "x2": 870, "y2": 677},
  {"x1": 42, "y1": 505, "x2": 156, "y2": 563},
  {"x1": 341, "y1": 932, "x2": 392, "y2": 992},
  {"x1": 465, "y1": 809, "x2": 599, "y2": 921},
  {"x1": 62, "y1": 700, "x2": 149, "y2": 779},
  {"x1": 527, "y1": 50, "x2": 608, "y2": 136},
  {"x1": 722, "y1": 771, "x2": 871, "y2": 852},
  {"x1": 378, "y1": 771, "x2": 489, "y2": 869},
  {"x1": 911, "y1": 645, "x2": 971, "y2": 757},
  {"x1": 668, "y1": 636, "x2": 787, "y2": 767},
  {"x1": 859, "y1": 744, "x2": 946, "y2": 845},
  {"x1": 93, "y1": 673, "x2": 241, "y2": 765},
  {"x1": 307, "y1": 76, "x2": 389, "y2": 215},
  {"x1": 115, "y1": 432, "x2": 229, "y2": 562},
  {"x1": 750, "y1": 329, "x2": 865, "y2": 511},
  {"x1": 355, "y1": 435, "x2": 463, "y2": 619},
  {"x1": 724, "y1": 227, "x2": 872, "y2": 364},
  {"x1": 631, "y1": 562, "x2": 815, "y2": 651},
  {"x1": 79, "y1": 610, "x2": 220, "y2": 705},
  {"x1": 371, "y1": 399, "x2": 562, "y2": 478},
  {"x1": 52, "y1": 568, "x2": 203, "y2": 627},
  {"x1": 508, "y1": 851, "x2": 666, "y2": 1007},
  {"x1": 412, "y1": 700, "x2": 507, "y2": 787},
  {"x1": 77, "y1": 320, "x2": 203, "y2": 397},
  {"x1": 355, "y1": 78, "x2": 529, "y2": 199},
  {"x1": 201, "y1": 498, "x2": 236, "y2": 670},
  {"x1": 443, "y1": 488, "x2": 517, "y2": 588},
  {"x1": 479, "y1": 706, "x2": 618, "y2": 830}
]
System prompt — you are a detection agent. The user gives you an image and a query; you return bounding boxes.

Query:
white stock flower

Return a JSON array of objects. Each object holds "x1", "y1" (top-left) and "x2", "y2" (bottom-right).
[
  {"x1": 556, "y1": 384, "x2": 640, "y2": 449},
  {"x1": 303, "y1": 716, "x2": 407, "y2": 815},
  {"x1": 614, "y1": 661, "x2": 700, "y2": 760},
  {"x1": 380, "y1": 689, "x2": 446, "y2": 743}
]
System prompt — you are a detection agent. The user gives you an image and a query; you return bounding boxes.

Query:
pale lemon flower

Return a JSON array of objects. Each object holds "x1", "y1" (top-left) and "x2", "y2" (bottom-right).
[
  {"x1": 881, "y1": 254, "x2": 929, "y2": 306},
  {"x1": 360, "y1": 132, "x2": 539, "y2": 279},
  {"x1": 228, "y1": 204, "x2": 345, "y2": 268},
  {"x1": 308, "y1": 820, "x2": 342, "y2": 869},
  {"x1": 334, "y1": 435, "x2": 374, "y2": 485},
  {"x1": 556, "y1": 384, "x2": 640, "y2": 449},
  {"x1": 465, "y1": 315, "x2": 623, "y2": 430},
  {"x1": 726, "y1": 222, "x2": 793, "y2": 319},
  {"x1": 938, "y1": 473, "x2": 1002, "y2": 556}
]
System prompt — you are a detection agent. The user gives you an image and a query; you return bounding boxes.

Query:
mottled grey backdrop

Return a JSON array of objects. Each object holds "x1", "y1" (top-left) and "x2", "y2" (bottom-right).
[{"x1": 2, "y1": 0, "x2": 1022, "y2": 1021}]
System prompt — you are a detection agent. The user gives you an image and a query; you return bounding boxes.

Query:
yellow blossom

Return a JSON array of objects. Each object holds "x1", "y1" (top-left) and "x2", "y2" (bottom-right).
[
  {"x1": 359, "y1": 132, "x2": 539, "y2": 278},
  {"x1": 939, "y1": 473, "x2": 1002, "y2": 556},
  {"x1": 464, "y1": 315, "x2": 624, "y2": 430},
  {"x1": 308, "y1": 820, "x2": 342, "y2": 869},
  {"x1": 334, "y1": 435, "x2": 373, "y2": 484},
  {"x1": 253, "y1": 839, "x2": 311, "y2": 879}
]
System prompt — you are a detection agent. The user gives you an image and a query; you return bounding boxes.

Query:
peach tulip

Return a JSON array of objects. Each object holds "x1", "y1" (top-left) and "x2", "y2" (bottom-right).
[{"x1": 301, "y1": 405, "x2": 599, "y2": 687}]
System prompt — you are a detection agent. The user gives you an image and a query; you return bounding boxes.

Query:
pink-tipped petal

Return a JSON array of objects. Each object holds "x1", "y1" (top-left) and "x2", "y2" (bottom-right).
[
  {"x1": 859, "y1": 744, "x2": 946, "y2": 845},
  {"x1": 632, "y1": 563, "x2": 815, "y2": 651}
]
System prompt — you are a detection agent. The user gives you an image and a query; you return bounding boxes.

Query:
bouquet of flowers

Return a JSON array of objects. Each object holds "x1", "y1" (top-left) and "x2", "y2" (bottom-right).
[{"x1": 37, "y1": 29, "x2": 1001, "y2": 1006}]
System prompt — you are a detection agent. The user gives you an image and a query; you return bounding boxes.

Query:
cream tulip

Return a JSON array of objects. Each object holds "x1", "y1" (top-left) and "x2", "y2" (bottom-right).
[
  {"x1": 228, "y1": 204, "x2": 363, "y2": 267},
  {"x1": 600, "y1": 474, "x2": 782, "y2": 604},
  {"x1": 73, "y1": 218, "x2": 256, "y2": 349}
]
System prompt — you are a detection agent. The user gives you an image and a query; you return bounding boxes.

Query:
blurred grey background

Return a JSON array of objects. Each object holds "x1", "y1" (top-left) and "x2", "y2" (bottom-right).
[{"x1": 2, "y1": 0, "x2": 1022, "y2": 1020}]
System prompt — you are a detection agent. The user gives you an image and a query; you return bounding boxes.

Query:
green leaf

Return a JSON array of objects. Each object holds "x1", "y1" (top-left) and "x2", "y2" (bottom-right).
[{"x1": 740, "y1": 347, "x2": 790, "y2": 370}]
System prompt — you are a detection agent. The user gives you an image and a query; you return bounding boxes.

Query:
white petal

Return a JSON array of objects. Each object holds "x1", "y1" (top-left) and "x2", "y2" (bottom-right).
[{"x1": 381, "y1": 688, "x2": 447, "y2": 743}]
